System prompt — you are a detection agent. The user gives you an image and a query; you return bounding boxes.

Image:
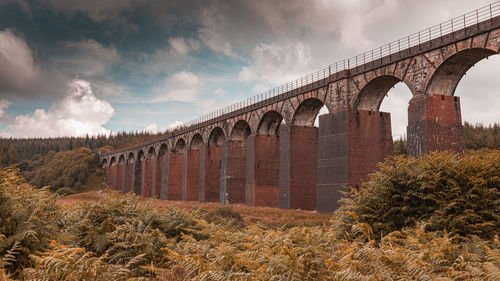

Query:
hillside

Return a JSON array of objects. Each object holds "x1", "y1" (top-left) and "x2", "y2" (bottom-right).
[{"x1": 0, "y1": 150, "x2": 499, "y2": 280}]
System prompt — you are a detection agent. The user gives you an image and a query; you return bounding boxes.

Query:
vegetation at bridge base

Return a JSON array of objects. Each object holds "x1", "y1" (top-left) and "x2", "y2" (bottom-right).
[{"x1": 1, "y1": 150, "x2": 500, "y2": 280}]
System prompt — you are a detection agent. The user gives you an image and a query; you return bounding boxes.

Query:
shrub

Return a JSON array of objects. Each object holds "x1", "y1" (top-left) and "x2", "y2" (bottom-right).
[{"x1": 335, "y1": 149, "x2": 500, "y2": 240}]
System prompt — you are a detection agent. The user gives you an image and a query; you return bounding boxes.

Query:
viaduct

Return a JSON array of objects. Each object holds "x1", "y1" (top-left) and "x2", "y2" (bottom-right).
[{"x1": 101, "y1": 3, "x2": 500, "y2": 212}]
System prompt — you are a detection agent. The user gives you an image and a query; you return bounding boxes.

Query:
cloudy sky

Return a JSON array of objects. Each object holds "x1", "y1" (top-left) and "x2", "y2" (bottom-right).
[{"x1": 0, "y1": 0, "x2": 499, "y2": 138}]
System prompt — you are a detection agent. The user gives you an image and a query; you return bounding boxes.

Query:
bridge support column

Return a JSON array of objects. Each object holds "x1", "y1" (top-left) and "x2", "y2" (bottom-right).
[
  {"x1": 407, "y1": 94, "x2": 465, "y2": 157},
  {"x1": 198, "y1": 146, "x2": 206, "y2": 202},
  {"x1": 204, "y1": 143, "x2": 224, "y2": 203},
  {"x1": 143, "y1": 157, "x2": 155, "y2": 197},
  {"x1": 112, "y1": 164, "x2": 118, "y2": 190},
  {"x1": 115, "y1": 163, "x2": 123, "y2": 191},
  {"x1": 185, "y1": 149, "x2": 201, "y2": 201},
  {"x1": 160, "y1": 153, "x2": 169, "y2": 199},
  {"x1": 153, "y1": 155, "x2": 162, "y2": 198},
  {"x1": 220, "y1": 140, "x2": 246, "y2": 204},
  {"x1": 128, "y1": 161, "x2": 135, "y2": 193},
  {"x1": 134, "y1": 156, "x2": 143, "y2": 195},
  {"x1": 168, "y1": 152, "x2": 183, "y2": 200},
  {"x1": 317, "y1": 109, "x2": 392, "y2": 213},
  {"x1": 245, "y1": 135, "x2": 280, "y2": 207},
  {"x1": 120, "y1": 163, "x2": 126, "y2": 193},
  {"x1": 279, "y1": 126, "x2": 318, "y2": 210}
]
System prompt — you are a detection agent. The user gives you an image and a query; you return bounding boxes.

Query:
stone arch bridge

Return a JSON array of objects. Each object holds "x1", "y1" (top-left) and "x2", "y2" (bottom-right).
[{"x1": 101, "y1": 3, "x2": 500, "y2": 212}]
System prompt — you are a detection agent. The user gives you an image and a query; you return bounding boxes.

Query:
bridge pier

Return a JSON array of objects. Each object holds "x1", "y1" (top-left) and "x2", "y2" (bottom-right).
[
  {"x1": 143, "y1": 156, "x2": 155, "y2": 197},
  {"x1": 279, "y1": 126, "x2": 318, "y2": 210},
  {"x1": 133, "y1": 154, "x2": 143, "y2": 195},
  {"x1": 204, "y1": 143, "x2": 223, "y2": 202},
  {"x1": 167, "y1": 151, "x2": 183, "y2": 200},
  {"x1": 407, "y1": 94, "x2": 465, "y2": 157},
  {"x1": 317, "y1": 109, "x2": 392, "y2": 213},
  {"x1": 245, "y1": 135, "x2": 280, "y2": 207},
  {"x1": 220, "y1": 140, "x2": 247, "y2": 204},
  {"x1": 116, "y1": 162, "x2": 124, "y2": 192},
  {"x1": 159, "y1": 153, "x2": 169, "y2": 199},
  {"x1": 185, "y1": 149, "x2": 201, "y2": 201}
]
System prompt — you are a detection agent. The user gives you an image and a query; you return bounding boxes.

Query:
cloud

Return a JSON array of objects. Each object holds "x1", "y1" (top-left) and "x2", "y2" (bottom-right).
[
  {"x1": 0, "y1": 99, "x2": 12, "y2": 121},
  {"x1": 58, "y1": 39, "x2": 121, "y2": 76},
  {"x1": 143, "y1": 123, "x2": 159, "y2": 133},
  {"x1": 0, "y1": 29, "x2": 40, "y2": 96},
  {"x1": 168, "y1": 37, "x2": 200, "y2": 57},
  {"x1": 3, "y1": 79, "x2": 114, "y2": 137},
  {"x1": 152, "y1": 71, "x2": 201, "y2": 103},
  {"x1": 238, "y1": 41, "x2": 313, "y2": 86}
]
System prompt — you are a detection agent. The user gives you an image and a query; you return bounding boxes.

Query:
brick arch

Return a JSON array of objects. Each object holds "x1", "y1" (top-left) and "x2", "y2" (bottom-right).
[
  {"x1": 137, "y1": 149, "x2": 145, "y2": 161},
  {"x1": 118, "y1": 154, "x2": 125, "y2": 164},
  {"x1": 353, "y1": 75, "x2": 403, "y2": 111},
  {"x1": 257, "y1": 110, "x2": 284, "y2": 136},
  {"x1": 173, "y1": 138, "x2": 186, "y2": 152},
  {"x1": 230, "y1": 120, "x2": 251, "y2": 141},
  {"x1": 425, "y1": 48, "x2": 497, "y2": 97},
  {"x1": 158, "y1": 143, "x2": 168, "y2": 156},
  {"x1": 292, "y1": 98, "x2": 325, "y2": 127},
  {"x1": 109, "y1": 156, "x2": 117, "y2": 166},
  {"x1": 147, "y1": 146, "x2": 156, "y2": 159},
  {"x1": 190, "y1": 133, "x2": 204, "y2": 150},
  {"x1": 127, "y1": 152, "x2": 135, "y2": 164},
  {"x1": 101, "y1": 158, "x2": 108, "y2": 168},
  {"x1": 208, "y1": 126, "x2": 225, "y2": 146}
]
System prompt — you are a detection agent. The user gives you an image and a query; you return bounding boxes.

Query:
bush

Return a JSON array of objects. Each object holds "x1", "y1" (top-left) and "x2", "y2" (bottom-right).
[{"x1": 335, "y1": 149, "x2": 500, "y2": 240}]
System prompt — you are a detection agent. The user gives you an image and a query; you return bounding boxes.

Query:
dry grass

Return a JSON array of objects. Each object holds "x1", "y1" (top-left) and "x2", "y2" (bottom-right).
[{"x1": 57, "y1": 189, "x2": 330, "y2": 227}]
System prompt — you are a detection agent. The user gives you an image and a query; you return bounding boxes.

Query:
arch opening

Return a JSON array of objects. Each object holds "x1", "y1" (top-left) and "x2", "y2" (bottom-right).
[
  {"x1": 101, "y1": 158, "x2": 107, "y2": 168},
  {"x1": 257, "y1": 111, "x2": 283, "y2": 135},
  {"x1": 230, "y1": 120, "x2": 251, "y2": 141},
  {"x1": 109, "y1": 157, "x2": 117, "y2": 166},
  {"x1": 174, "y1": 138, "x2": 186, "y2": 153},
  {"x1": 127, "y1": 152, "x2": 135, "y2": 164},
  {"x1": 158, "y1": 144, "x2": 167, "y2": 156},
  {"x1": 292, "y1": 98, "x2": 325, "y2": 127},
  {"x1": 355, "y1": 75, "x2": 401, "y2": 111},
  {"x1": 208, "y1": 127, "x2": 225, "y2": 146},
  {"x1": 426, "y1": 48, "x2": 496, "y2": 97},
  {"x1": 118, "y1": 155, "x2": 125, "y2": 164},
  {"x1": 190, "y1": 134, "x2": 204, "y2": 150},
  {"x1": 147, "y1": 147, "x2": 156, "y2": 159}
]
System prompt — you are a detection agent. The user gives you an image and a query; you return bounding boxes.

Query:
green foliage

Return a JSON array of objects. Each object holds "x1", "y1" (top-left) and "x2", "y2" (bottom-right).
[
  {"x1": 0, "y1": 167, "x2": 60, "y2": 277},
  {"x1": 465, "y1": 122, "x2": 500, "y2": 150},
  {"x1": 0, "y1": 145, "x2": 17, "y2": 167},
  {"x1": 1, "y1": 150, "x2": 499, "y2": 280},
  {"x1": 23, "y1": 147, "x2": 98, "y2": 191},
  {"x1": 335, "y1": 150, "x2": 500, "y2": 240}
]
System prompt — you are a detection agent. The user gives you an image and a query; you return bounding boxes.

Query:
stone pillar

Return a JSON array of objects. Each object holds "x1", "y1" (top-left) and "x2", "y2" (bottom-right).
[
  {"x1": 154, "y1": 155, "x2": 163, "y2": 198},
  {"x1": 167, "y1": 152, "x2": 183, "y2": 200},
  {"x1": 204, "y1": 143, "x2": 224, "y2": 203},
  {"x1": 120, "y1": 163, "x2": 126, "y2": 193},
  {"x1": 198, "y1": 146, "x2": 206, "y2": 202},
  {"x1": 279, "y1": 126, "x2": 318, "y2": 210},
  {"x1": 115, "y1": 163, "x2": 123, "y2": 191},
  {"x1": 221, "y1": 140, "x2": 247, "y2": 204},
  {"x1": 182, "y1": 152, "x2": 187, "y2": 200},
  {"x1": 112, "y1": 164, "x2": 117, "y2": 190},
  {"x1": 133, "y1": 158, "x2": 142, "y2": 195},
  {"x1": 407, "y1": 94, "x2": 465, "y2": 157},
  {"x1": 160, "y1": 153, "x2": 170, "y2": 200},
  {"x1": 140, "y1": 159, "x2": 146, "y2": 196},
  {"x1": 245, "y1": 135, "x2": 280, "y2": 207},
  {"x1": 130, "y1": 162, "x2": 136, "y2": 194},
  {"x1": 317, "y1": 109, "x2": 393, "y2": 213},
  {"x1": 185, "y1": 149, "x2": 201, "y2": 201},
  {"x1": 143, "y1": 157, "x2": 154, "y2": 197}
]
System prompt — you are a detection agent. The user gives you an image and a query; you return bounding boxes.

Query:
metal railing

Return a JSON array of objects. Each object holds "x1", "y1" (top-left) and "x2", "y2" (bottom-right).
[
  {"x1": 178, "y1": 1, "x2": 499, "y2": 130},
  {"x1": 105, "y1": 1, "x2": 500, "y2": 155}
]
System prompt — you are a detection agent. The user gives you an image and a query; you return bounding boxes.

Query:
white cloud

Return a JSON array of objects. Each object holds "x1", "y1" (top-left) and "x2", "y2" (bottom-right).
[
  {"x1": 0, "y1": 99, "x2": 12, "y2": 121},
  {"x1": 0, "y1": 29, "x2": 40, "y2": 94},
  {"x1": 3, "y1": 79, "x2": 114, "y2": 137},
  {"x1": 153, "y1": 71, "x2": 201, "y2": 103},
  {"x1": 198, "y1": 5, "x2": 237, "y2": 57},
  {"x1": 213, "y1": 87, "x2": 226, "y2": 97},
  {"x1": 143, "y1": 123, "x2": 159, "y2": 133},
  {"x1": 167, "y1": 120, "x2": 183, "y2": 129},
  {"x1": 168, "y1": 37, "x2": 200, "y2": 57},
  {"x1": 238, "y1": 41, "x2": 313, "y2": 86}
]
